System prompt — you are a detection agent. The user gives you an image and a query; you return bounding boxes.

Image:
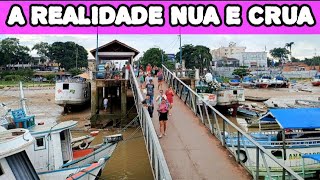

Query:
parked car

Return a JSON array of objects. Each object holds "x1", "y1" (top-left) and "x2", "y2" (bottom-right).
[{"x1": 96, "y1": 64, "x2": 106, "y2": 79}]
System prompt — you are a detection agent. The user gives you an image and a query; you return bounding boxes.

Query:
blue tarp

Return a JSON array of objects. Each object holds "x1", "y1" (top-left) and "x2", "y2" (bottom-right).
[
  {"x1": 269, "y1": 108, "x2": 320, "y2": 129},
  {"x1": 302, "y1": 154, "x2": 320, "y2": 162}
]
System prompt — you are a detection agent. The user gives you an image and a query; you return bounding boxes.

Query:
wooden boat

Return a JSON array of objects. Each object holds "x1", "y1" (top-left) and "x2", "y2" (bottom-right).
[
  {"x1": 245, "y1": 96, "x2": 269, "y2": 102},
  {"x1": 270, "y1": 75, "x2": 290, "y2": 88},
  {"x1": 71, "y1": 131, "x2": 99, "y2": 150},
  {"x1": 240, "y1": 76, "x2": 255, "y2": 88}
]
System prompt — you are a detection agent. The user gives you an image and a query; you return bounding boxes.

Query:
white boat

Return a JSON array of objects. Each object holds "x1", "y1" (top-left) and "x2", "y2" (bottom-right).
[
  {"x1": 311, "y1": 74, "x2": 320, "y2": 86},
  {"x1": 228, "y1": 108, "x2": 320, "y2": 179},
  {"x1": 255, "y1": 74, "x2": 272, "y2": 88},
  {"x1": 270, "y1": 75, "x2": 289, "y2": 88},
  {"x1": 196, "y1": 73, "x2": 245, "y2": 107},
  {"x1": 55, "y1": 75, "x2": 91, "y2": 112},
  {"x1": 0, "y1": 128, "x2": 108, "y2": 180}
]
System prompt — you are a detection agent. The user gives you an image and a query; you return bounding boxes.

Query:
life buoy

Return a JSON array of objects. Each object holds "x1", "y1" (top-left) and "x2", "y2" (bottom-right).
[
  {"x1": 236, "y1": 150, "x2": 248, "y2": 163},
  {"x1": 79, "y1": 141, "x2": 89, "y2": 149}
]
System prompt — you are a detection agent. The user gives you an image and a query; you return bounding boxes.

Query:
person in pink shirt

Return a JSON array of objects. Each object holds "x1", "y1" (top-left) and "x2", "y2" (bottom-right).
[
  {"x1": 157, "y1": 98, "x2": 169, "y2": 138},
  {"x1": 165, "y1": 86, "x2": 174, "y2": 116}
]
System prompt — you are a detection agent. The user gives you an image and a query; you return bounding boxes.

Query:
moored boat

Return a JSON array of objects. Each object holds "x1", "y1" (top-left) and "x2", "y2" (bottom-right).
[
  {"x1": 229, "y1": 75, "x2": 241, "y2": 86},
  {"x1": 311, "y1": 74, "x2": 320, "y2": 86},
  {"x1": 229, "y1": 108, "x2": 320, "y2": 179},
  {"x1": 255, "y1": 74, "x2": 272, "y2": 88},
  {"x1": 55, "y1": 75, "x2": 91, "y2": 112},
  {"x1": 270, "y1": 74, "x2": 289, "y2": 88},
  {"x1": 241, "y1": 76, "x2": 255, "y2": 88}
]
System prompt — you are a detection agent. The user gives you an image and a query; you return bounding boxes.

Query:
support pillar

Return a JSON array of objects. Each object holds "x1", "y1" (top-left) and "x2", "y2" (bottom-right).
[
  {"x1": 120, "y1": 80, "x2": 128, "y2": 127},
  {"x1": 90, "y1": 80, "x2": 98, "y2": 116}
]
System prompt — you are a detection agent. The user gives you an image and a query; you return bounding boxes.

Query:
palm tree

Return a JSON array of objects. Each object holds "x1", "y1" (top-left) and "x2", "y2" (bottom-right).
[{"x1": 285, "y1": 42, "x2": 294, "y2": 62}]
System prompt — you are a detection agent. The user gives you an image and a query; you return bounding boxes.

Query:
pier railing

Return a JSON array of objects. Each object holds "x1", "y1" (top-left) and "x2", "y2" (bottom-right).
[
  {"x1": 162, "y1": 65, "x2": 303, "y2": 180},
  {"x1": 129, "y1": 65, "x2": 172, "y2": 180}
]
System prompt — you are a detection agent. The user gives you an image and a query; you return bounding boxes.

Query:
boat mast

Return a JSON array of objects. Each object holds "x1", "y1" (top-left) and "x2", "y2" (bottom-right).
[{"x1": 19, "y1": 81, "x2": 27, "y2": 114}]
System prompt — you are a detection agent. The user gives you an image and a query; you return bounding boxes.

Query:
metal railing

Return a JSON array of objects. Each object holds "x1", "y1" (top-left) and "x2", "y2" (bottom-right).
[
  {"x1": 162, "y1": 65, "x2": 303, "y2": 180},
  {"x1": 129, "y1": 65, "x2": 172, "y2": 180}
]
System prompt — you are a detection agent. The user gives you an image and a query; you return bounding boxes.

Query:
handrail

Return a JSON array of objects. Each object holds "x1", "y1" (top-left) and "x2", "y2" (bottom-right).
[
  {"x1": 129, "y1": 65, "x2": 172, "y2": 180},
  {"x1": 162, "y1": 65, "x2": 303, "y2": 180}
]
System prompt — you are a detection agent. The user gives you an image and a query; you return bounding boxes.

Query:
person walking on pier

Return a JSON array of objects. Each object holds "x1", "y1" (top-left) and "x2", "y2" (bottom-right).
[
  {"x1": 145, "y1": 73, "x2": 153, "y2": 85},
  {"x1": 158, "y1": 98, "x2": 169, "y2": 138},
  {"x1": 155, "y1": 90, "x2": 167, "y2": 105},
  {"x1": 103, "y1": 97, "x2": 108, "y2": 112},
  {"x1": 165, "y1": 86, "x2": 174, "y2": 116},
  {"x1": 142, "y1": 95, "x2": 154, "y2": 118},
  {"x1": 157, "y1": 69, "x2": 164, "y2": 90},
  {"x1": 146, "y1": 79, "x2": 155, "y2": 102}
]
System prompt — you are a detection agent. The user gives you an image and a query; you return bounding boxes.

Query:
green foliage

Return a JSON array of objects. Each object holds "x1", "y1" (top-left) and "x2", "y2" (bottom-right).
[
  {"x1": 48, "y1": 42, "x2": 88, "y2": 70},
  {"x1": 0, "y1": 38, "x2": 31, "y2": 66},
  {"x1": 269, "y1": 47, "x2": 290, "y2": 64},
  {"x1": 4, "y1": 75, "x2": 22, "y2": 81},
  {"x1": 139, "y1": 48, "x2": 169, "y2": 67},
  {"x1": 163, "y1": 61, "x2": 175, "y2": 70},
  {"x1": 32, "y1": 42, "x2": 50, "y2": 62},
  {"x1": 303, "y1": 56, "x2": 320, "y2": 66},
  {"x1": 69, "y1": 68, "x2": 83, "y2": 76},
  {"x1": 291, "y1": 57, "x2": 300, "y2": 62},
  {"x1": 44, "y1": 74, "x2": 56, "y2": 82},
  {"x1": 232, "y1": 68, "x2": 248, "y2": 78},
  {"x1": 175, "y1": 44, "x2": 212, "y2": 69},
  {"x1": 0, "y1": 69, "x2": 34, "y2": 81}
]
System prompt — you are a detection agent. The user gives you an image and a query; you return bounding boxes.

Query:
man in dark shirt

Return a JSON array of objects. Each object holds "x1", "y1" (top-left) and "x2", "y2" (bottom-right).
[
  {"x1": 146, "y1": 79, "x2": 155, "y2": 102},
  {"x1": 142, "y1": 94, "x2": 154, "y2": 118}
]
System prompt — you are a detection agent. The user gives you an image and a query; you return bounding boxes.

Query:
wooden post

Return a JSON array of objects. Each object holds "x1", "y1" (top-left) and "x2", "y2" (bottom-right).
[{"x1": 121, "y1": 80, "x2": 127, "y2": 127}]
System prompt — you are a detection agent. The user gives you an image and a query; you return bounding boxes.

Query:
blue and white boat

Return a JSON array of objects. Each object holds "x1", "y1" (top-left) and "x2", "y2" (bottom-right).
[
  {"x1": 241, "y1": 76, "x2": 255, "y2": 88},
  {"x1": 229, "y1": 108, "x2": 320, "y2": 178},
  {"x1": 229, "y1": 75, "x2": 241, "y2": 86},
  {"x1": 311, "y1": 73, "x2": 320, "y2": 86}
]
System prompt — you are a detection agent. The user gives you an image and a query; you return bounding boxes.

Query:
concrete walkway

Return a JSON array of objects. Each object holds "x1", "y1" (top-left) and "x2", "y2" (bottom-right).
[{"x1": 150, "y1": 79, "x2": 251, "y2": 180}]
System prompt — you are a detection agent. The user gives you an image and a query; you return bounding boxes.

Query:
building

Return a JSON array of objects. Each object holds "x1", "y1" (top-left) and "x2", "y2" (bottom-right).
[
  {"x1": 283, "y1": 62, "x2": 320, "y2": 72},
  {"x1": 214, "y1": 58, "x2": 240, "y2": 67},
  {"x1": 231, "y1": 52, "x2": 268, "y2": 68},
  {"x1": 211, "y1": 42, "x2": 246, "y2": 60}
]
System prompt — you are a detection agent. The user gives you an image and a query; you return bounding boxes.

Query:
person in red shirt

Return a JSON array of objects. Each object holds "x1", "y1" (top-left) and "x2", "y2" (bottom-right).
[
  {"x1": 165, "y1": 86, "x2": 174, "y2": 116},
  {"x1": 146, "y1": 64, "x2": 152, "y2": 74}
]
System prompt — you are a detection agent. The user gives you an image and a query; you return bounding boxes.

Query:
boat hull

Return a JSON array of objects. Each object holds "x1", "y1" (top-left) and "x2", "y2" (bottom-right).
[
  {"x1": 312, "y1": 81, "x2": 320, "y2": 86},
  {"x1": 55, "y1": 82, "x2": 91, "y2": 106},
  {"x1": 39, "y1": 158, "x2": 107, "y2": 180},
  {"x1": 62, "y1": 143, "x2": 117, "y2": 168}
]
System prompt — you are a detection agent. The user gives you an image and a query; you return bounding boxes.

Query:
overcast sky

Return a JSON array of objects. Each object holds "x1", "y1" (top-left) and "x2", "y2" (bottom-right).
[{"x1": 1, "y1": 34, "x2": 319, "y2": 60}]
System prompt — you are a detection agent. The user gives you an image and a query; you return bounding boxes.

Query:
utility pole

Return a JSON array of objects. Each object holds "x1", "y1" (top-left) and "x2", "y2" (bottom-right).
[
  {"x1": 76, "y1": 47, "x2": 78, "y2": 69},
  {"x1": 95, "y1": 27, "x2": 99, "y2": 79},
  {"x1": 179, "y1": 34, "x2": 182, "y2": 65}
]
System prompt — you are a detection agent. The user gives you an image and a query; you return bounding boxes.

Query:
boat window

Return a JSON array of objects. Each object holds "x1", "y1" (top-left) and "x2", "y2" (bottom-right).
[
  {"x1": 63, "y1": 84, "x2": 69, "y2": 90},
  {"x1": 35, "y1": 137, "x2": 46, "y2": 150},
  {"x1": 271, "y1": 150, "x2": 282, "y2": 158},
  {"x1": 0, "y1": 163, "x2": 3, "y2": 176},
  {"x1": 233, "y1": 90, "x2": 237, "y2": 95},
  {"x1": 60, "y1": 131, "x2": 66, "y2": 141}
]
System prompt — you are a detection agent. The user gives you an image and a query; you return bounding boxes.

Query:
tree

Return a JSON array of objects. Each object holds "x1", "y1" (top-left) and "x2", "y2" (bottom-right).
[
  {"x1": 175, "y1": 44, "x2": 212, "y2": 71},
  {"x1": 291, "y1": 57, "x2": 300, "y2": 62},
  {"x1": 232, "y1": 68, "x2": 248, "y2": 78},
  {"x1": 48, "y1": 41, "x2": 88, "y2": 70},
  {"x1": 139, "y1": 48, "x2": 169, "y2": 67},
  {"x1": 32, "y1": 42, "x2": 50, "y2": 63},
  {"x1": 0, "y1": 38, "x2": 31, "y2": 66},
  {"x1": 269, "y1": 48, "x2": 290, "y2": 65},
  {"x1": 285, "y1": 42, "x2": 294, "y2": 61}
]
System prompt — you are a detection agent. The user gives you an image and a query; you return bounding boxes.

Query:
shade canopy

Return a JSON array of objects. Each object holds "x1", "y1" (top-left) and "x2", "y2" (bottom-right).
[
  {"x1": 302, "y1": 154, "x2": 320, "y2": 162},
  {"x1": 269, "y1": 108, "x2": 320, "y2": 129}
]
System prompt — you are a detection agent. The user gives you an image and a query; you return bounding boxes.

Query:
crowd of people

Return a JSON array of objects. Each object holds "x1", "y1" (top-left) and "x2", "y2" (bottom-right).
[{"x1": 140, "y1": 64, "x2": 174, "y2": 138}]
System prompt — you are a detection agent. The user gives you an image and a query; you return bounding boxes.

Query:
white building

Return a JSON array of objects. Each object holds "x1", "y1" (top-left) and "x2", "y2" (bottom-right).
[
  {"x1": 231, "y1": 52, "x2": 268, "y2": 67},
  {"x1": 211, "y1": 42, "x2": 246, "y2": 60}
]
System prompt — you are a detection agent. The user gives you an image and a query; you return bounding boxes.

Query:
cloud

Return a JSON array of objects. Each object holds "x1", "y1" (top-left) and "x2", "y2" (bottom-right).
[{"x1": 1, "y1": 34, "x2": 319, "y2": 60}]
